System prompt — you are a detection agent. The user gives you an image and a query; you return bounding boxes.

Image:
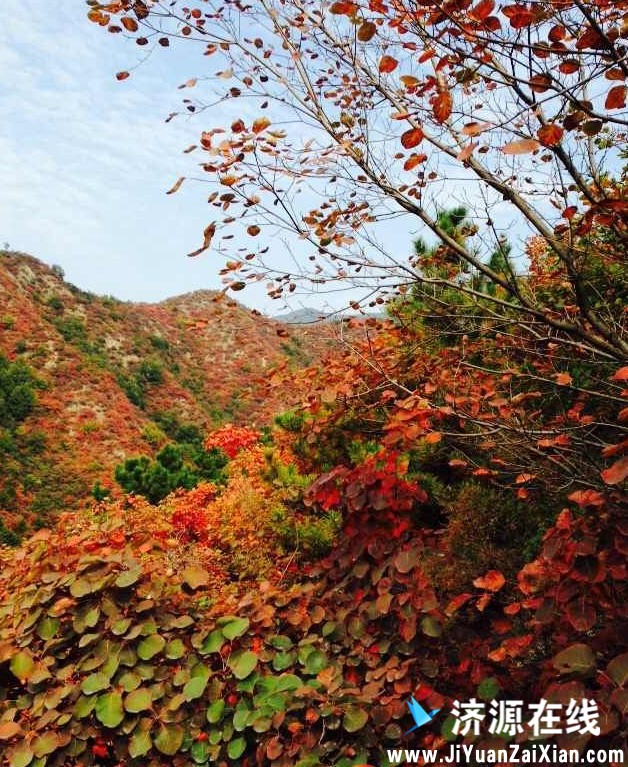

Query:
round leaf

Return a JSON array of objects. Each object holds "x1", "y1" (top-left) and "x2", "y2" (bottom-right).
[
  {"x1": 343, "y1": 705, "x2": 368, "y2": 732},
  {"x1": 228, "y1": 650, "x2": 258, "y2": 680},
  {"x1": 95, "y1": 692, "x2": 125, "y2": 728},
  {"x1": 220, "y1": 616, "x2": 250, "y2": 640},
  {"x1": 206, "y1": 699, "x2": 226, "y2": 724},
  {"x1": 154, "y1": 723, "x2": 184, "y2": 756},
  {"x1": 227, "y1": 736, "x2": 247, "y2": 760},
  {"x1": 0, "y1": 722, "x2": 22, "y2": 740},
  {"x1": 553, "y1": 644, "x2": 596, "y2": 676},
  {"x1": 81, "y1": 672, "x2": 110, "y2": 695},
  {"x1": 137, "y1": 633, "x2": 165, "y2": 661},
  {"x1": 129, "y1": 729, "x2": 152, "y2": 758},
  {"x1": 125, "y1": 687, "x2": 153, "y2": 713}
]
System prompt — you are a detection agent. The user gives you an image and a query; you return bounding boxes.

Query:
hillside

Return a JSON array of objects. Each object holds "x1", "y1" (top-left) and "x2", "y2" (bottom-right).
[{"x1": 0, "y1": 250, "x2": 335, "y2": 532}]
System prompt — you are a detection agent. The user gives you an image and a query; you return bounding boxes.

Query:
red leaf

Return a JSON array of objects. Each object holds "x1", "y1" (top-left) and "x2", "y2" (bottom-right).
[
  {"x1": 121, "y1": 16, "x2": 139, "y2": 32},
  {"x1": 357, "y1": 21, "x2": 377, "y2": 41},
  {"x1": 469, "y1": 0, "x2": 494, "y2": 21},
  {"x1": 457, "y1": 143, "x2": 477, "y2": 161},
  {"x1": 501, "y1": 138, "x2": 539, "y2": 155},
  {"x1": 252, "y1": 117, "x2": 271, "y2": 133},
  {"x1": 166, "y1": 176, "x2": 185, "y2": 195},
  {"x1": 418, "y1": 49, "x2": 436, "y2": 63},
  {"x1": 330, "y1": 0, "x2": 357, "y2": 13},
  {"x1": 548, "y1": 24, "x2": 565, "y2": 42},
  {"x1": 400, "y1": 127, "x2": 424, "y2": 149},
  {"x1": 400, "y1": 75, "x2": 420, "y2": 88},
  {"x1": 529, "y1": 73, "x2": 552, "y2": 93},
  {"x1": 576, "y1": 27, "x2": 606, "y2": 50},
  {"x1": 568, "y1": 489, "x2": 605, "y2": 508},
  {"x1": 504, "y1": 6, "x2": 534, "y2": 29},
  {"x1": 566, "y1": 599, "x2": 596, "y2": 632},
  {"x1": 601, "y1": 456, "x2": 628, "y2": 485},
  {"x1": 473, "y1": 570, "x2": 506, "y2": 592},
  {"x1": 554, "y1": 371, "x2": 572, "y2": 385},
  {"x1": 611, "y1": 366, "x2": 628, "y2": 381},
  {"x1": 605, "y1": 85, "x2": 627, "y2": 110},
  {"x1": 403, "y1": 153, "x2": 427, "y2": 170},
  {"x1": 462, "y1": 121, "x2": 492, "y2": 136},
  {"x1": 188, "y1": 223, "x2": 216, "y2": 257},
  {"x1": 559, "y1": 59, "x2": 580, "y2": 75},
  {"x1": 378, "y1": 55, "x2": 398, "y2": 74},
  {"x1": 432, "y1": 91, "x2": 452, "y2": 123}
]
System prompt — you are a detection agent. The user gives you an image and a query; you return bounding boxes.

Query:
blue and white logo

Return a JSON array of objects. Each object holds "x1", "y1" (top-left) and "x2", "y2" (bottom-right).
[{"x1": 405, "y1": 696, "x2": 440, "y2": 734}]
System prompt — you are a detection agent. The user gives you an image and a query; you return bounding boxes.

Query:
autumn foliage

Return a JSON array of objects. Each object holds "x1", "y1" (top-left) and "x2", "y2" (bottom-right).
[
  {"x1": 1, "y1": 240, "x2": 626, "y2": 763},
  {"x1": 0, "y1": 0, "x2": 626, "y2": 764}
]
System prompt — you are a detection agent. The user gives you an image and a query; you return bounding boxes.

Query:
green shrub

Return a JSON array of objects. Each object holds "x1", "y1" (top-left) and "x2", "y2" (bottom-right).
[
  {"x1": 52, "y1": 315, "x2": 87, "y2": 343},
  {"x1": 0, "y1": 355, "x2": 39, "y2": 430},
  {"x1": 138, "y1": 359, "x2": 164, "y2": 385},
  {"x1": 115, "y1": 443, "x2": 227, "y2": 504}
]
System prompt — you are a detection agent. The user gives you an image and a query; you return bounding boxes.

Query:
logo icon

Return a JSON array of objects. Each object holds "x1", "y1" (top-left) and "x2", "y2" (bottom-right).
[{"x1": 405, "y1": 696, "x2": 440, "y2": 734}]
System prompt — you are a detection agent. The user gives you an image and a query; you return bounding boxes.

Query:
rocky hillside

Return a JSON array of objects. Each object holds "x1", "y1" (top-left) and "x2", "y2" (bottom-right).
[{"x1": 0, "y1": 250, "x2": 335, "y2": 532}]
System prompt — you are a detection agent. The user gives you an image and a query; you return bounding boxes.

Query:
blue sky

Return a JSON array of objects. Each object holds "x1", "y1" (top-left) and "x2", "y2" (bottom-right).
[
  {"x1": 2, "y1": 1, "x2": 537, "y2": 315},
  {"x1": 2, "y1": 0, "x2": 304, "y2": 311}
]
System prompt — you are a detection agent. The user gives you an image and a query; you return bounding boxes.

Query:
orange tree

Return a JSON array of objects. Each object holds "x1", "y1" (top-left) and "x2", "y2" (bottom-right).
[{"x1": 88, "y1": 0, "x2": 626, "y2": 361}]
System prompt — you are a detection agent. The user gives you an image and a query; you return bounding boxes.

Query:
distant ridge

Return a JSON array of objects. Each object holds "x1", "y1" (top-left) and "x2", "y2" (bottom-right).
[
  {"x1": 0, "y1": 250, "x2": 335, "y2": 529},
  {"x1": 275, "y1": 308, "x2": 332, "y2": 325}
]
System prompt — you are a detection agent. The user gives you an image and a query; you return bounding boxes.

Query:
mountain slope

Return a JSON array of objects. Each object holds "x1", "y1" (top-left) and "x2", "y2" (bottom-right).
[{"x1": 0, "y1": 250, "x2": 335, "y2": 531}]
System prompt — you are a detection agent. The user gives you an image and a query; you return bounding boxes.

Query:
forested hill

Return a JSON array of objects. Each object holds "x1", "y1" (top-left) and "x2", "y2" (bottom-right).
[{"x1": 0, "y1": 250, "x2": 332, "y2": 532}]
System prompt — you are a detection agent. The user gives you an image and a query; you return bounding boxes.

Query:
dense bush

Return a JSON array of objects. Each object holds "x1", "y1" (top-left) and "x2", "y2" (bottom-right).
[
  {"x1": 0, "y1": 355, "x2": 39, "y2": 431},
  {"x1": 114, "y1": 442, "x2": 227, "y2": 504}
]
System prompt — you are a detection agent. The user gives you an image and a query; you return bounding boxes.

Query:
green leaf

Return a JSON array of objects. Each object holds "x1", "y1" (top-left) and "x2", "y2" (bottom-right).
[
  {"x1": 421, "y1": 616, "x2": 443, "y2": 638},
  {"x1": 343, "y1": 705, "x2": 368, "y2": 732},
  {"x1": 74, "y1": 695, "x2": 96, "y2": 719},
  {"x1": 273, "y1": 651, "x2": 294, "y2": 671},
  {"x1": 115, "y1": 568, "x2": 142, "y2": 587},
  {"x1": 137, "y1": 633, "x2": 165, "y2": 660},
  {"x1": 95, "y1": 691, "x2": 125, "y2": 728},
  {"x1": 477, "y1": 677, "x2": 500, "y2": 700},
  {"x1": 191, "y1": 740, "x2": 211, "y2": 763},
  {"x1": 111, "y1": 618, "x2": 132, "y2": 636},
  {"x1": 268, "y1": 634, "x2": 293, "y2": 650},
  {"x1": 37, "y1": 617, "x2": 60, "y2": 640},
  {"x1": 227, "y1": 736, "x2": 247, "y2": 760},
  {"x1": 553, "y1": 644, "x2": 596, "y2": 676},
  {"x1": 69, "y1": 578, "x2": 93, "y2": 598},
  {"x1": 233, "y1": 707, "x2": 251, "y2": 731},
  {"x1": 118, "y1": 671, "x2": 142, "y2": 692},
  {"x1": 441, "y1": 714, "x2": 458, "y2": 743},
  {"x1": 207, "y1": 699, "x2": 226, "y2": 723},
  {"x1": 200, "y1": 629, "x2": 225, "y2": 654},
  {"x1": 81, "y1": 672, "x2": 110, "y2": 695},
  {"x1": 7, "y1": 743, "x2": 34, "y2": 767},
  {"x1": 275, "y1": 674, "x2": 303, "y2": 692},
  {"x1": 228, "y1": 650, "x2": 258, "y2": 680},
  {"x1": 125, "y1": 687, "x2": 153, "y2": 713},
  {"x1": 10, "y1": 651, "x2": 35, "y2": 682},
  {"x1": 32, "y1": 732, "x2": 59, "y2": 758},
  {"x1": 154, "y1": 723, "x2": 184, "y2": 755},
  {"x1": 165, "y1": 639, "x2": 186, "y2": 659},
  {"x1": 305, "y1": 649, "x2": 328, "y2": 675},
  {"x1": 607, "y1": 653, "x2": 628, "y2": 687},
  {"x1": 219, "y1": 616, "x2": 250, "y2": 640},
  {"x1": 129, "y1": 729, "x2": 152, "y2": 758},
  {"x1": 184, "y1": 673, "x2": 209, "y2": 701}
]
